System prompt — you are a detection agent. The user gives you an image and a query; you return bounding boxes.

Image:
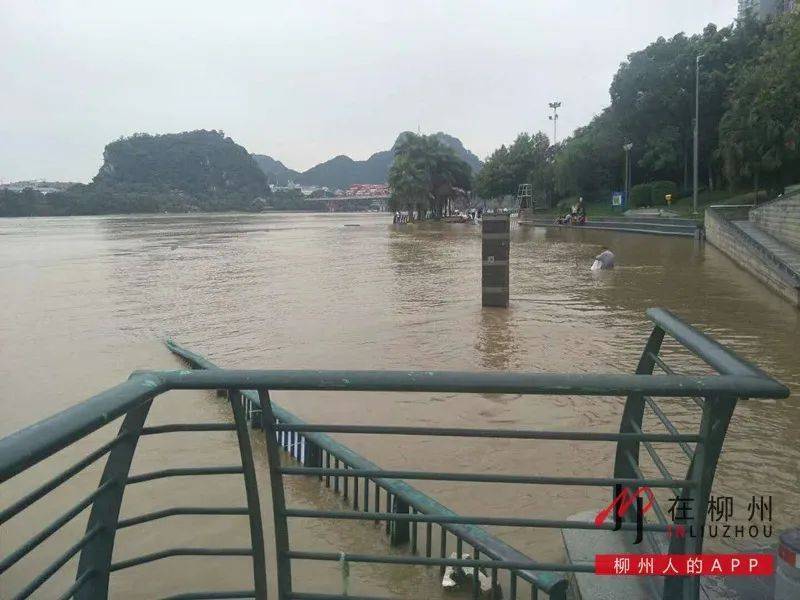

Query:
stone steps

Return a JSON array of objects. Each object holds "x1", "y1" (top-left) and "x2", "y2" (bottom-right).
[
  {"x1": 705, "y1": 207, "x2": 800, "y2": 307},
  {"x1": 734, "y1": 221, "x2": 800, "y2": 275},
  {"x1": 749, "y1": 196, "x2": 800, "y2": 250}
]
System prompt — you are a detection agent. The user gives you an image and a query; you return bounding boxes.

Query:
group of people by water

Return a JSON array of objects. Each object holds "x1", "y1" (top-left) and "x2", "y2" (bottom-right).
[
  {"x1": 556, "y1": 197, "x2": 587, "y2": 226},
  {"x1": 392, "y1": 207, "x2": 485, "y2": 224},
  {"x1": 393, "y1": 211, "x2": 411, "y2": 224}
]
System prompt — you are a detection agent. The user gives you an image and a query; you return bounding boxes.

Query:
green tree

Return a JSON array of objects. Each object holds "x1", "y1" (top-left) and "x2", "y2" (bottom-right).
[
  {"x1": 608, "y1": 14, "x2": 766, "y2": 192},
  {"x1": 476, "y1": 132, "x2": 553, "y2": 202},
  {"x1": 388, "y1": 153, "x2": 429, "y2": 218},
  {"x1": 720, "y1": 12, "x2": 800, "y2": 194},
  {"x1": 554, "y1": 109, "x2": 624, "y2": 200},
  {"x1": 388, "y1": 133, "x2": 472, "y2": 220}
]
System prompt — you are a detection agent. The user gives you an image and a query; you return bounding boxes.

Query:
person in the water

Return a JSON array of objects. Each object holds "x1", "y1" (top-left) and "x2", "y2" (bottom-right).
[{"x1": 593, "y1": 247, "x2": 615, "y2": 269}]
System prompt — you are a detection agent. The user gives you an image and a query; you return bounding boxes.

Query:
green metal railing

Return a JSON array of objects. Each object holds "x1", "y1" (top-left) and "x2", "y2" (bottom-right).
[{"x1": 0, "y1": 308, "x2": 789, "y2": 600}]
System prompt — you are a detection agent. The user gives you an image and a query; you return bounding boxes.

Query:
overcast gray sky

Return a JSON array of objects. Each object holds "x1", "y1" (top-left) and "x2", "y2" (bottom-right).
[{"x1": 1, "y1": 0, "x2": 737, "y2": 183}]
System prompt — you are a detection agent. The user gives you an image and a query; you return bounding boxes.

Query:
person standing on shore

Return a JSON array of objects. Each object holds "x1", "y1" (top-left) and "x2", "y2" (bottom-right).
[{"x1": 575, "y1": 197, "x2": 587, "y2": 225}]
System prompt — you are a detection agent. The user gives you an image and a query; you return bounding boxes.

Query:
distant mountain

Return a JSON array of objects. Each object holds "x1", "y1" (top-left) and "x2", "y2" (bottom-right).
[
  {"x1": 425, "y1": 132, "x2": 483, "y2": 173},
  {"x1": 96, "y1": 130, "x2": 269, "y2": 202},
  {"x1": 251, "y1": 154, "x2": 300, "y2": 186},
  {"x1": 1, "y1": 129, "x2": 481, "y2": 217},
  {"x1": 253, "y1": 132, "x2": 483, "y2": 190},
  {"x1": 297, "y1": 151, "x2": 392, "y2": 188},
  {"x1": 1, "y1": 130, "x2": 274, "y2": 217}
]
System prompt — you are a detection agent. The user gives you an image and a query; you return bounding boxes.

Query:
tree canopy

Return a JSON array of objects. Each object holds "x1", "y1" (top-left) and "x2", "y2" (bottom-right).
[
  {"x1": 476, "y1": 132, "x2": 553, "y2": 200},
  {"x1": 388, "y1": 133, "x2": 472, "y2": 219},
  {"x1": 475, "y1": 11, "x2": 798, "y2": 208},
  {"x1": 719, "y1": 12, "x2": 800, "y2": 193}
]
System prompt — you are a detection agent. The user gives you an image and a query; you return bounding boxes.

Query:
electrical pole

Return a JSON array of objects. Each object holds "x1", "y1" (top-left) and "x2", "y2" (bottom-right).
[
  {"x1": 693, "y1": 54, "x2": 704, "y2": 215},
  {"x1": 548, "y1": 101, "x2": 561, "y2": 144}
]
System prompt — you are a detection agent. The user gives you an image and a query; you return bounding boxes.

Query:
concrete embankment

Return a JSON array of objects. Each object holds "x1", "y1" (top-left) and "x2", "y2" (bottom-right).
[
  {"x1": 705, "y1": 202, "x2": 800, "y2": 307},
  {"x1": 521, "y1": 216, "x2": 700, "y2": 237}
]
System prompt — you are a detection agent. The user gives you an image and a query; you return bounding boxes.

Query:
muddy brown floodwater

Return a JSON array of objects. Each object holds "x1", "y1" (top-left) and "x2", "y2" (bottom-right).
[{"x1": 1, "y1": 212, "x2": 798, "y2": 598}]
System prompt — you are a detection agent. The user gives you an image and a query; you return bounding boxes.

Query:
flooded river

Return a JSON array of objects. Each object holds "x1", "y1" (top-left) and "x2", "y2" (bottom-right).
[{"x1": 1, "y1": 212, "x2": 798, "y2": 598}]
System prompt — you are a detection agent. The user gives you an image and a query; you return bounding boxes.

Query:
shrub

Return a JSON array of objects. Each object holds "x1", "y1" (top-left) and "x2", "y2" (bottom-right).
[
  {"x1": 649, "y1": 181, "x2": 679, "y2": 206},
  {"x1": 630, "y1": 183, "x2": 652, "y2": 208}
]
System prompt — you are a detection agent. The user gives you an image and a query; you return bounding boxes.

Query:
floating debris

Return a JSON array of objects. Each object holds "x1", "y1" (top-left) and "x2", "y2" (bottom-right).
[{"x1": 441, "y1": 552, "x2": 497, "y2": 595}]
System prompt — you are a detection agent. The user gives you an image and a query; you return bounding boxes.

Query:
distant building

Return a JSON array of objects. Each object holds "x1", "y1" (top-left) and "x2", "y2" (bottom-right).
[
  {"x1": 0, "y1": 180, "x2": 72, "y2": 194},
  {"x1": 299, "y1": 185, "x2": 331, "y2": 197},
  {"x1": 344, "y1": 184, "x2": 389, "y2": 197},
  {"x1": 269, "y1": 179, "x2": 301, "y2": 194},
  {"x1": 738, "y1": 0, "x2": 796, "y2": 19}
]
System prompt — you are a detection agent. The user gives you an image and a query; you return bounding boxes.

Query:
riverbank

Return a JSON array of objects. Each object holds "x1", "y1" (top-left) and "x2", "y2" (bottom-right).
[{"x1": 538, "y1": 189, "x2": 764, "y2": 221}]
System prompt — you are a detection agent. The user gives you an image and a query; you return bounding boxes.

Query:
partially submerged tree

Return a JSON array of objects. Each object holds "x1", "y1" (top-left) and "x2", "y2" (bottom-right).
[{"x1": 388, "y1": 133, "x2": 472, "y2": 220}]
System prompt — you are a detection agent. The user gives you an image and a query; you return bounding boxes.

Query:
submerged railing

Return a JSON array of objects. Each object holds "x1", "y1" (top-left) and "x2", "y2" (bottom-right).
[{"x1": 0, "y1": 308, "x2": 789, "y2": 600}]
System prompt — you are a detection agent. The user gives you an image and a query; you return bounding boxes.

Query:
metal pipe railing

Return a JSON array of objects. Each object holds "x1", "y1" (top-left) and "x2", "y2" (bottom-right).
[
  {"x1": 645, "y1": 307, "x2": 773, "y2": 377},
  {"x1": 0, "y1": 375, "x2": 166, "y2": 481},
  {"x1": 153, "y1": 368, "x2": 786, "y2": 397},
  {"x1": 0, "y1": 309, "x2": 790, "y2": 600}
]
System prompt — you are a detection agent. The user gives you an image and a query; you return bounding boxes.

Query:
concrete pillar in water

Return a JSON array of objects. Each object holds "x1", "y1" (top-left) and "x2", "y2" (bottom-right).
[{"x1": 481, "y1": 215, "x2": 510, "y2": 307}]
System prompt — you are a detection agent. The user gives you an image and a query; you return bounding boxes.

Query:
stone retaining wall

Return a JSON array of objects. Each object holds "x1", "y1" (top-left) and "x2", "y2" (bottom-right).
[
  {"x1": 750, "y1": 195, "x2": 800, "y2": 250},
  {"x1": 705, "y1": 208, "x2": 800, "y2": 307}
]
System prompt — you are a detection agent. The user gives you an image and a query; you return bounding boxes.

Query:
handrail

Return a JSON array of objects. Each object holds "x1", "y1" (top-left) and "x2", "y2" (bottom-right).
[
  {"x1": 707, "y1": 204, "x2": 756, "y2": 209},
  {"x1": 0, "y1": 375, "x2": 167, "y2": 482},
  {"x1": 2, "y1": 349, "x2": 788, "y2": 485},
  {"x1": 1, "y1": 310, "x2": 792, "y2": 600},
  {"x1": 153, "y1": 369, "x2": 786, "y2": 396},
  {"x1": 165, "y1": 340, "x2": 569, "y2": 594},
  {"x1": 653, "y1": 308, "x2": 776, "y2": 378}
]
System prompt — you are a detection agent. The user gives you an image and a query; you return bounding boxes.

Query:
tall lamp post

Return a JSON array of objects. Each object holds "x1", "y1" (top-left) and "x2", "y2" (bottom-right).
[
  {"x1": 548, "y1": 101, "x2": 562, "y2": 144},
  {"x1": 623, "y1": 143, "x2": 633, "y2": 208},
  {"x1": 693, "y1": 54, "x2": 704, "y2": 215}
]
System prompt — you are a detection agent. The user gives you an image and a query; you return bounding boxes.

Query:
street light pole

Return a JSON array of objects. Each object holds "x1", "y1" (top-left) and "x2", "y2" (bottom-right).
[
  {"x1": 548, "y1": 101, "x2": 562, "y2": 144},
  {"x1": 623, "y1": 143, "x2": 633, "y2": 207},
  {"x1": 693, "y1": 54, "x2": 704, "y2": 215}
]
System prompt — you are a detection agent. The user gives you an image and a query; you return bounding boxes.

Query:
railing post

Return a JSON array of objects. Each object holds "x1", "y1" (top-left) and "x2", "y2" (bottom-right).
[
  {"x1": 259, "y1": 389, "x2": 292, "y2": 599},
  {"x1": 251, "y1": 394, "x2": 263, "y2": 430},
  {"x1": 229, "y1": 390, "x2": 268, "y2": 600},
  {"x1": 612, "y1": 326, "x2": 665, "y2": 521},
  {"x1": 303, "y1": 438, "x2": 323, "y2": 482},
  {"x1": 664, "y1": 394, "x2": 737, "y2": 600},
  {"x1": 390, "y1": 495, "x2": 410, "y2": 545},
  {"x1": 75, "y1": 400, "x2": 153, "y2": 600}
]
